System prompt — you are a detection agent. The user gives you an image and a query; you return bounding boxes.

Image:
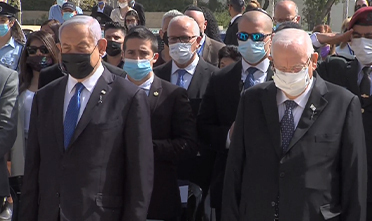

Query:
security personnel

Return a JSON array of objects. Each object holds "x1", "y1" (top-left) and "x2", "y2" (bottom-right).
[
  {"x1": 316, "y1": 7, "x2": 372, "y2": 220},
  {"x1": 0, "y1": 2, "x2": 25, "y2": 71}
]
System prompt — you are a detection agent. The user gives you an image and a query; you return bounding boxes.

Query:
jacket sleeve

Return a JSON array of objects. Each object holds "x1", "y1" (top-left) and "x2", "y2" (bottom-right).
[
  {"x1": 221, "y1": 92, "x2": 246, "y2": 221},
  {"x1": 152, "y1": 87, "x2": 198, "y2": 162},
  {"x1": 122, "y1": 89, "x2": 154, "y2": 221},
  {"x1": 341, "y1": 95, "x2": 367, "y2": 221},
  {"x1": 0, "y1": 70, "x2": 18, "y2": 157}
]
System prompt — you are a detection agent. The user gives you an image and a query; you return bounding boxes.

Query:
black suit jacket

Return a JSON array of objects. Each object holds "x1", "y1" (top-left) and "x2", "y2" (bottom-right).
[
  {"x1": 222, "y1": 74, "x2": 367, "y2": 221},
  {"x1": 317, "y1": 57, "x2": 372, "y2": 203},
  {"x1": 147, "y1": 76, "x2": 197, "y2": 219},
  {"x1": 20, "y1": 69, "x2": 154, "y2": 221},
  {"x1": 197, "y1": 59, "x2": 273, "y2": 208},
  {"x1": 132, "y1": 2, "x2": 145, "y2": 26},
  {"x1": 224, "y1": 16, "x2": 240, "y2": 46},
  {"x1": 91, "y1": 4, "x2": 113, "y2": 17},
  {"x1": 38, "y1": 61, "x2": 126, "y2": 89}
]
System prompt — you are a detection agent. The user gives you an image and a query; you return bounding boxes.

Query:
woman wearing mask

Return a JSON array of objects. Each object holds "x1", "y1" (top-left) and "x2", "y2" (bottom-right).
[
  {"x1": 110, "y1": 0, "x2": 134, "y2": 27},
  {"x1": 124, "y1": 10, "x2": 139, "y2": 32},
  {"x1": 312, "y1": 24, "x2": 335, "y2": 61},
  {"x1": 335, "y1": 18, "x2": 355, "y2": 60}
]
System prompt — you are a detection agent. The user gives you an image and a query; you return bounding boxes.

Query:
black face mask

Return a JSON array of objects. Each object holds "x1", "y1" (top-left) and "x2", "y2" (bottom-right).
[
  {"x1": 61, "y1": 46, "x2": 97, "y2": 79},
  {"x1": 162, "y1": 31, "x2": 169, "y2": 47},
  {"x1": 106, "y1": 40, "x2": 122, "y2": 57},
  {"x1": 26, "y1": 55, "x2": 54, "y2": 72}
]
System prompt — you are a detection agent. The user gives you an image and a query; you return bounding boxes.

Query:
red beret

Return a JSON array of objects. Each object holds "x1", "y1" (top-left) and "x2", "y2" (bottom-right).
[{"x1": 349, "y1": 6, "x2": 372, "y2": 29}]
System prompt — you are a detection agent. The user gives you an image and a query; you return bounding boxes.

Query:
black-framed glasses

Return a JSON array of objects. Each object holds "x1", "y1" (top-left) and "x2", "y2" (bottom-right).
[
  {"x1": 236, "y1": 32, "x2": 272, "y2": 42},
  {"x1": 168, "y1": 35, "x2": 197, "y2": 44},
  {"x1": 27, "y1": 46, "x2": 49, "y2": 55}
]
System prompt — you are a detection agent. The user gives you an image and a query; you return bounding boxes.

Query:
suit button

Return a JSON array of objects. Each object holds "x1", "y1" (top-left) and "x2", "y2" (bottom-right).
[
  {"x1": 56, "y1": 192, "x2": 60, "y2": 197},
  {"x1": 280, "y1": 172, "x2": 285, "y2": 178},
  {"x1": 271, "y1": 201, "x2": 276, "y2": 207}
]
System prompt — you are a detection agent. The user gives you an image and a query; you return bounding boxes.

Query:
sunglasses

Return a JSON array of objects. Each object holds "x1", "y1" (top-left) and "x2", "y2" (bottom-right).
[
  {"x1": 27, "y1": 46, "x2": 49, "y2": 55},
  {"x1": 236, "y1": 32, "x2": 272, "y2": 42}
]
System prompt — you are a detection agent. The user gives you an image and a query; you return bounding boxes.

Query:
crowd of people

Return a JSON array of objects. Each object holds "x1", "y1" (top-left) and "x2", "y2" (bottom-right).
[{"x1": 0, "y1": 0, "x2": 371, "y2": 221}]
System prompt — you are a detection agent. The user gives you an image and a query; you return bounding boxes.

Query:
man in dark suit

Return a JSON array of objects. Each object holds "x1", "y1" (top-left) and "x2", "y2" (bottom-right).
[
  {"x1": 91, "y1": 0, "x2": 113, "y2": 17},
  {"x1": 224, "y1": 0, "x2": 245, "y2": 46},
  {"x1": 129, "y1": 0, "x2": 145, "y2": 26},
  {"x1": 20, "y1": 15, "x2": 153, "y2": 221},
  {"x1": 0, "y1": 65, "x2": 18, "y2": 218},
  {"x1": 198, "y1": 9, "x2": 274, "y2": 221},
  {"x1": 123, "y1": 26, "x2": 197, "y2": 221},
  {"x1": 184, "y1": 5, "x2": 225, "y2": 67},
  {"x1": 222, "y1": 28, "x2": 367, "y2": 221},
  {"x1": 315, "y1": 7, "x2": 372, "y2": 220}
]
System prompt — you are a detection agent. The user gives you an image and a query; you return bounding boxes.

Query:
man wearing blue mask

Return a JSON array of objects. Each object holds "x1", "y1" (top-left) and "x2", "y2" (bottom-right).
[
  {"x1": 48, "y1": 0, "x2": 83, "y2": 23},
  {"x1": 91, "y1": 0, "x2": 113, "y2": 17},
  {"x1": 61, "y1": 2, "x2": 77, "y2": 22},
  {"x1": 197, "y1": 8, "x2": 274, "y2": 221},
  {"x1": 123, "y1": 26, "x2": 197, "y2": 221},
  {"x1": 273, "y1": 0, "x2": 300, "y2": 31}
]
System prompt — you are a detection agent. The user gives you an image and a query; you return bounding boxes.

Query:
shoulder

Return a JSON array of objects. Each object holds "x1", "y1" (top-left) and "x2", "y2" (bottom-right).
[
  {"x1": 49, "y1": 4, "x2": 58, "y2": 11},
  {"x1": 0, "y1": 65, "x2": 17, "y2": 78},
  {"x1": 208, "y1": 37, "x2": 225, "y2": 49},
  {"x1": 215, "y1": 61, "x2": 240, "y2": 77},
  {"x1": 321, "y1": 77, "x2": 355, "y2": 100},
  {"x1": 154, "y1": 61, "x2": 170, "y2": 72},
  {"x1": 198, "y1": 58, "x2": 219, "y2": 72}
]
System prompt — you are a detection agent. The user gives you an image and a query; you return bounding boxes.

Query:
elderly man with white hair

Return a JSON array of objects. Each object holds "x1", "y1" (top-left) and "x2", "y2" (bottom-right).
[
  {"x1": 19, "y1": 15, "x2": 154, "y2": 221},
  {"x1": 222, "y1": 28, "x2": 367, "y2": 221}
]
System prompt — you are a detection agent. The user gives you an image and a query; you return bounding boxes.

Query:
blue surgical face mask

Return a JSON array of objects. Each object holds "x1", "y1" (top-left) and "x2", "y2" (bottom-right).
[
  {"x1": 123, "y1": 58, "x2": 153, "y2": 81},
  {"x1": 63, "y1": 12, "x2": 74, "y2": 21},
  {"x1": 0, "y1": 24, "x2": 9, "y2": 37},
  {"x1": 57, "y1": 0, "x2": 67, "y2": 7},
  {"x1": 238, "y1": 39, "x2": 269, "y2": 64}
]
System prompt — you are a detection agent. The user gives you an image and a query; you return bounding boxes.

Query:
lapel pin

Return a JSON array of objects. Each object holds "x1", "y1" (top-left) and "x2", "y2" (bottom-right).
[
  {"x1": 361, "y1": 94, "x2": 369, "y2": 98},
  {"x1": 362, "y1": 108, "x2": 365, "y2": 114},
  {"x1": 98, "y1": 90, "x2": 106, "y2": 104},
  {"x1": 153, "y1": 91, "x2": 159, "y2": 97},
  {"x1": 310, "y1": 104, "x2": 317, "y2": 120}
]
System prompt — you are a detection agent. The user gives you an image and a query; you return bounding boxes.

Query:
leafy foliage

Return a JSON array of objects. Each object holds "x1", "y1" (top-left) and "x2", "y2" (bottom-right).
[{"x1": 302, "y1": 0, "x2": 340, "y2": 30}]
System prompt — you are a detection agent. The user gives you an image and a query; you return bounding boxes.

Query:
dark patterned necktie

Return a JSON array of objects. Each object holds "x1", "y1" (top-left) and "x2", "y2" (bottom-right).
[
  {"x1": 360, "y1": 66, "x2": 371, "y2": 98},
  {"x1": 280, "y1": 100, "x2": 298, "y2": 152}
]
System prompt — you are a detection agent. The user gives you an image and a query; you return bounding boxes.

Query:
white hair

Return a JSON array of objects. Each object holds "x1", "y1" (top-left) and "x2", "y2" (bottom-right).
[
  {"x1": 168, "y1": 15, "x2": 200, "y2": 36},
  {"x1": 161, "y1": 10, "x2": 183, "y2": 28},
  {"x1": 275, "y1": 0, "x2": 299, "y2": 15},
  {"x1": 59, "y1": 15, "x2": 102, "y2": 45},
  {"x1": 271, "y1": 28, "x2": 314, "y2": 57}
]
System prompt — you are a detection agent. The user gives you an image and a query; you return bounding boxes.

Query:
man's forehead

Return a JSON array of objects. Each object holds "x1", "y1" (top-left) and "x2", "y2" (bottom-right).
[{"x1": 168, "y1": 21, "x2": 191, "y2": 33}]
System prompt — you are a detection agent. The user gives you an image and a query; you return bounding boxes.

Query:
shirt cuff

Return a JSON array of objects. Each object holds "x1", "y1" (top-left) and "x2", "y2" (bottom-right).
[
  {"x1": 310, "y1": 32, "x2": 323, "y2": 48},
  {"x1": 226, "y1": 129, "x2": 231, "y2": 149}
]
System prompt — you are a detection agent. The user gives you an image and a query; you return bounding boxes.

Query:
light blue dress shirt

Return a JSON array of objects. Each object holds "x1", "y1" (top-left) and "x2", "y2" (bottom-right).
[
  {"x1": 0, "y1": 37, "x2": 23, "y2": 71},
  {"x1": 48, "y1": 4, "x2": 83, "y2": 23}
]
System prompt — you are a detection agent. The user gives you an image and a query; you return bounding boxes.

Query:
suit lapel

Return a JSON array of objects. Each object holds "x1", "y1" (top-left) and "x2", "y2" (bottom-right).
[
  {"x1": 266, "y1": 63, "x2": 274, "y2": 82},
  {"x1": 66, "y1": 69, "x2": 114, "y2": 150},
  {"x1": 286, "y1": 74, "x2": 328, "y2": 153},
  {"x1": 262, "y1": 83, "x2": 281, "y2": 157},
  {"x1": 148, "y1": 76, "x2": 163, "y2": 114},
  {"x1": 345, "y1": 59, "x2": 360, "y2": 96},
  {"x1": 53, "y1": 76, "x2": 68, "y2": 154},
  {"x1": 188, "y1": 58, "x2": 207, "y2": 98},
  {"x1": 157, "y1": 61, "x2": 172, "y2": 82}
]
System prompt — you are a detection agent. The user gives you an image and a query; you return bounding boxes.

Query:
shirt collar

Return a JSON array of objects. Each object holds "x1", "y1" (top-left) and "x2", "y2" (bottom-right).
[
  {"x1": 230, "y1": 14, "x2": 242, "y2": 24},
  {"x1": 6, "y1": 37, "x2": 15, "y2": 48},
  {"x1": 67, "y1": 63, "x2": 104, "y2": 94},
  {"x1": 171, "y1": 55, "x2": 199, "y2": 75},
  {"x1": 242, "y1": 57, "x2": 270, "y2": 73},
  {"x1": 276, "y1": 75, "x2": 315, "y2": 109}
]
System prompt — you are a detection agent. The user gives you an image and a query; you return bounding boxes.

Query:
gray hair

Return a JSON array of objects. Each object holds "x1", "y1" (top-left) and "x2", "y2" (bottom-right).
[
  {"x1": 59, "y1": 15, "x2": 102, "y2": 45},
  {"x1": 275, "y1": 0, "x2": 299, "y2": 15},
  {"x1": 161, "y1": 10, "x2": 183, "y2": 28},
  {"x1": 168, "y1": 15, "x2": 200, "y2": 36},
  {"x1": 271, "y1": 28, "x2": 314, "y2": 57}
]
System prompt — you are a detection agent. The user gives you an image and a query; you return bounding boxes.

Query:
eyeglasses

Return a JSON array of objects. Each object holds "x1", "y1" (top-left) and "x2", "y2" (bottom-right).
[
  {"x1": 168, "y1": 35, "x2": 197, "y2": 44},
  {"x1": 274, "y1": 16, "x2": 298, "y2": 24},
  {"x1": 236, "y1": 32, "x2": 272, "y2": 42},
  {"x1": 27, "y1": 46, "x2": 49, "y2": 55},
  {"x1": 273, "y1": 57, "x2": 312, "y2": 73}
]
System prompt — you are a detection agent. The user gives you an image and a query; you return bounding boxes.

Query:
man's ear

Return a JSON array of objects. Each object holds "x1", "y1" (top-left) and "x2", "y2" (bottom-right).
[
  {"x1": 296, "y1": 15, "x2": 301, "y2": 23},
  {"x1": 98, "y1": 38, "x2": 108, "y2": 56},
  {"x1": 203, "y1": 20, "x2": 207, "y2": 32},
  {"x1": 159, "y1": 29, "x2": 164, "y2": 39},
  {"x1": 311, "y1": 53, "x2": 318, "y2": 69}
]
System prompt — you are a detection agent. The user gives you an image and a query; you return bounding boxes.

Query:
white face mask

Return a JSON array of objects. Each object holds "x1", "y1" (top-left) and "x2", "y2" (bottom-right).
[
  {"x1": 118, "y1": 2, "x2": 128, "y2": 8},
  {"x1": 350, "y1": 38, "x2": 372, "y2": 65},
  {"x1": 169, "y1": 42, "x2": 196, "y2": 65},
  {"x1": 273, "y1": 67, "x2": 310, "y2": 97}
]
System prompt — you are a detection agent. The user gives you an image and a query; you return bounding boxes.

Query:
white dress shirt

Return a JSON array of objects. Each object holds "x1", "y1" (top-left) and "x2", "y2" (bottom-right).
[
  {"x1": 277, "y1": 76, "x2": 314, "y2": 128},
  {"x1": 241, "y1": 58, "x2": 270, "y2": 83},
  {"x1": 171, "y1": 55, "x2": 199, "y2": 90},
  {"x1": 63, "y1": 64, "x2": 104, "y2": 122},
  {"x1": 230, "y1": 14, "x2": 242, "y2": 25},
  {"x1": 126, "y1": 73, "x2": 154, "y2": 96}
]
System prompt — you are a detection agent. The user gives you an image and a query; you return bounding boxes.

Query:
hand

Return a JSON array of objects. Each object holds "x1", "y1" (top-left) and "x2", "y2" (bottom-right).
[{"x1": 229, "y1": 122, "x2": 235, "y2": 140}]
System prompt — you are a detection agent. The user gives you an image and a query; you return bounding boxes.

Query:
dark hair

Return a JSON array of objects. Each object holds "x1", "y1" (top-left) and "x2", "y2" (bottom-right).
[
  {"x1": 104, "y1": 21, "x2": 126, "y2": 35},
  {"x1": 184, "y1": 5, "x2": 203, "y2": 13},
  {"x1": 123, "y1": 26, "x2": 158, "y2": 53},
  {"x1": 218, "y1": 45, "x2": 241, "y2": 66},
  {"x1": 354, "y1": 0, "x2": 369, "y2": 12},
  {"x1": 229, "y1": 0, "x2": 245, "y2": 13},
  {"x1": 274, "y1": 21, "x2": 302, "y2": 32},
  {"x1": 19, "y1": 31, "x2": 59, "y2": 93},
  {"x1": 124, "y1": 10, "x2": 140, "y2": 31},
  {"x1": 245, "y1": 0, "x2": 261, "y2": 12},
  {"x1": 200, "y1": 6, "x2": 222, "y2": 42},
  {"x1": 41, "y1": 19, "x2": 61, "y2": 43}
]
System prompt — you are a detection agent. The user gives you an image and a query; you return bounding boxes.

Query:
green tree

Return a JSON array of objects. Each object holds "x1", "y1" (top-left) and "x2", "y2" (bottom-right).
[{"x1": 302, "y1": 0, "x2": 340, "y2": 30}]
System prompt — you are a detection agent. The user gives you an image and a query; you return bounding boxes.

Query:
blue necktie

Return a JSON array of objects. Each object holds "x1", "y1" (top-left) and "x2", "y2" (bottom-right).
[
  {"x1": 64, "y1": 83, "x2": 85, "y2": 149},
  {"x1": 280, "y1": 100, "x2": 297, "y2": 153},
  {"x1": 244, "y1": 67, "x2": 258, "y2": 90},
  {"x1": 176, "y1": 69, "x2": 187, "y2": 89}
]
